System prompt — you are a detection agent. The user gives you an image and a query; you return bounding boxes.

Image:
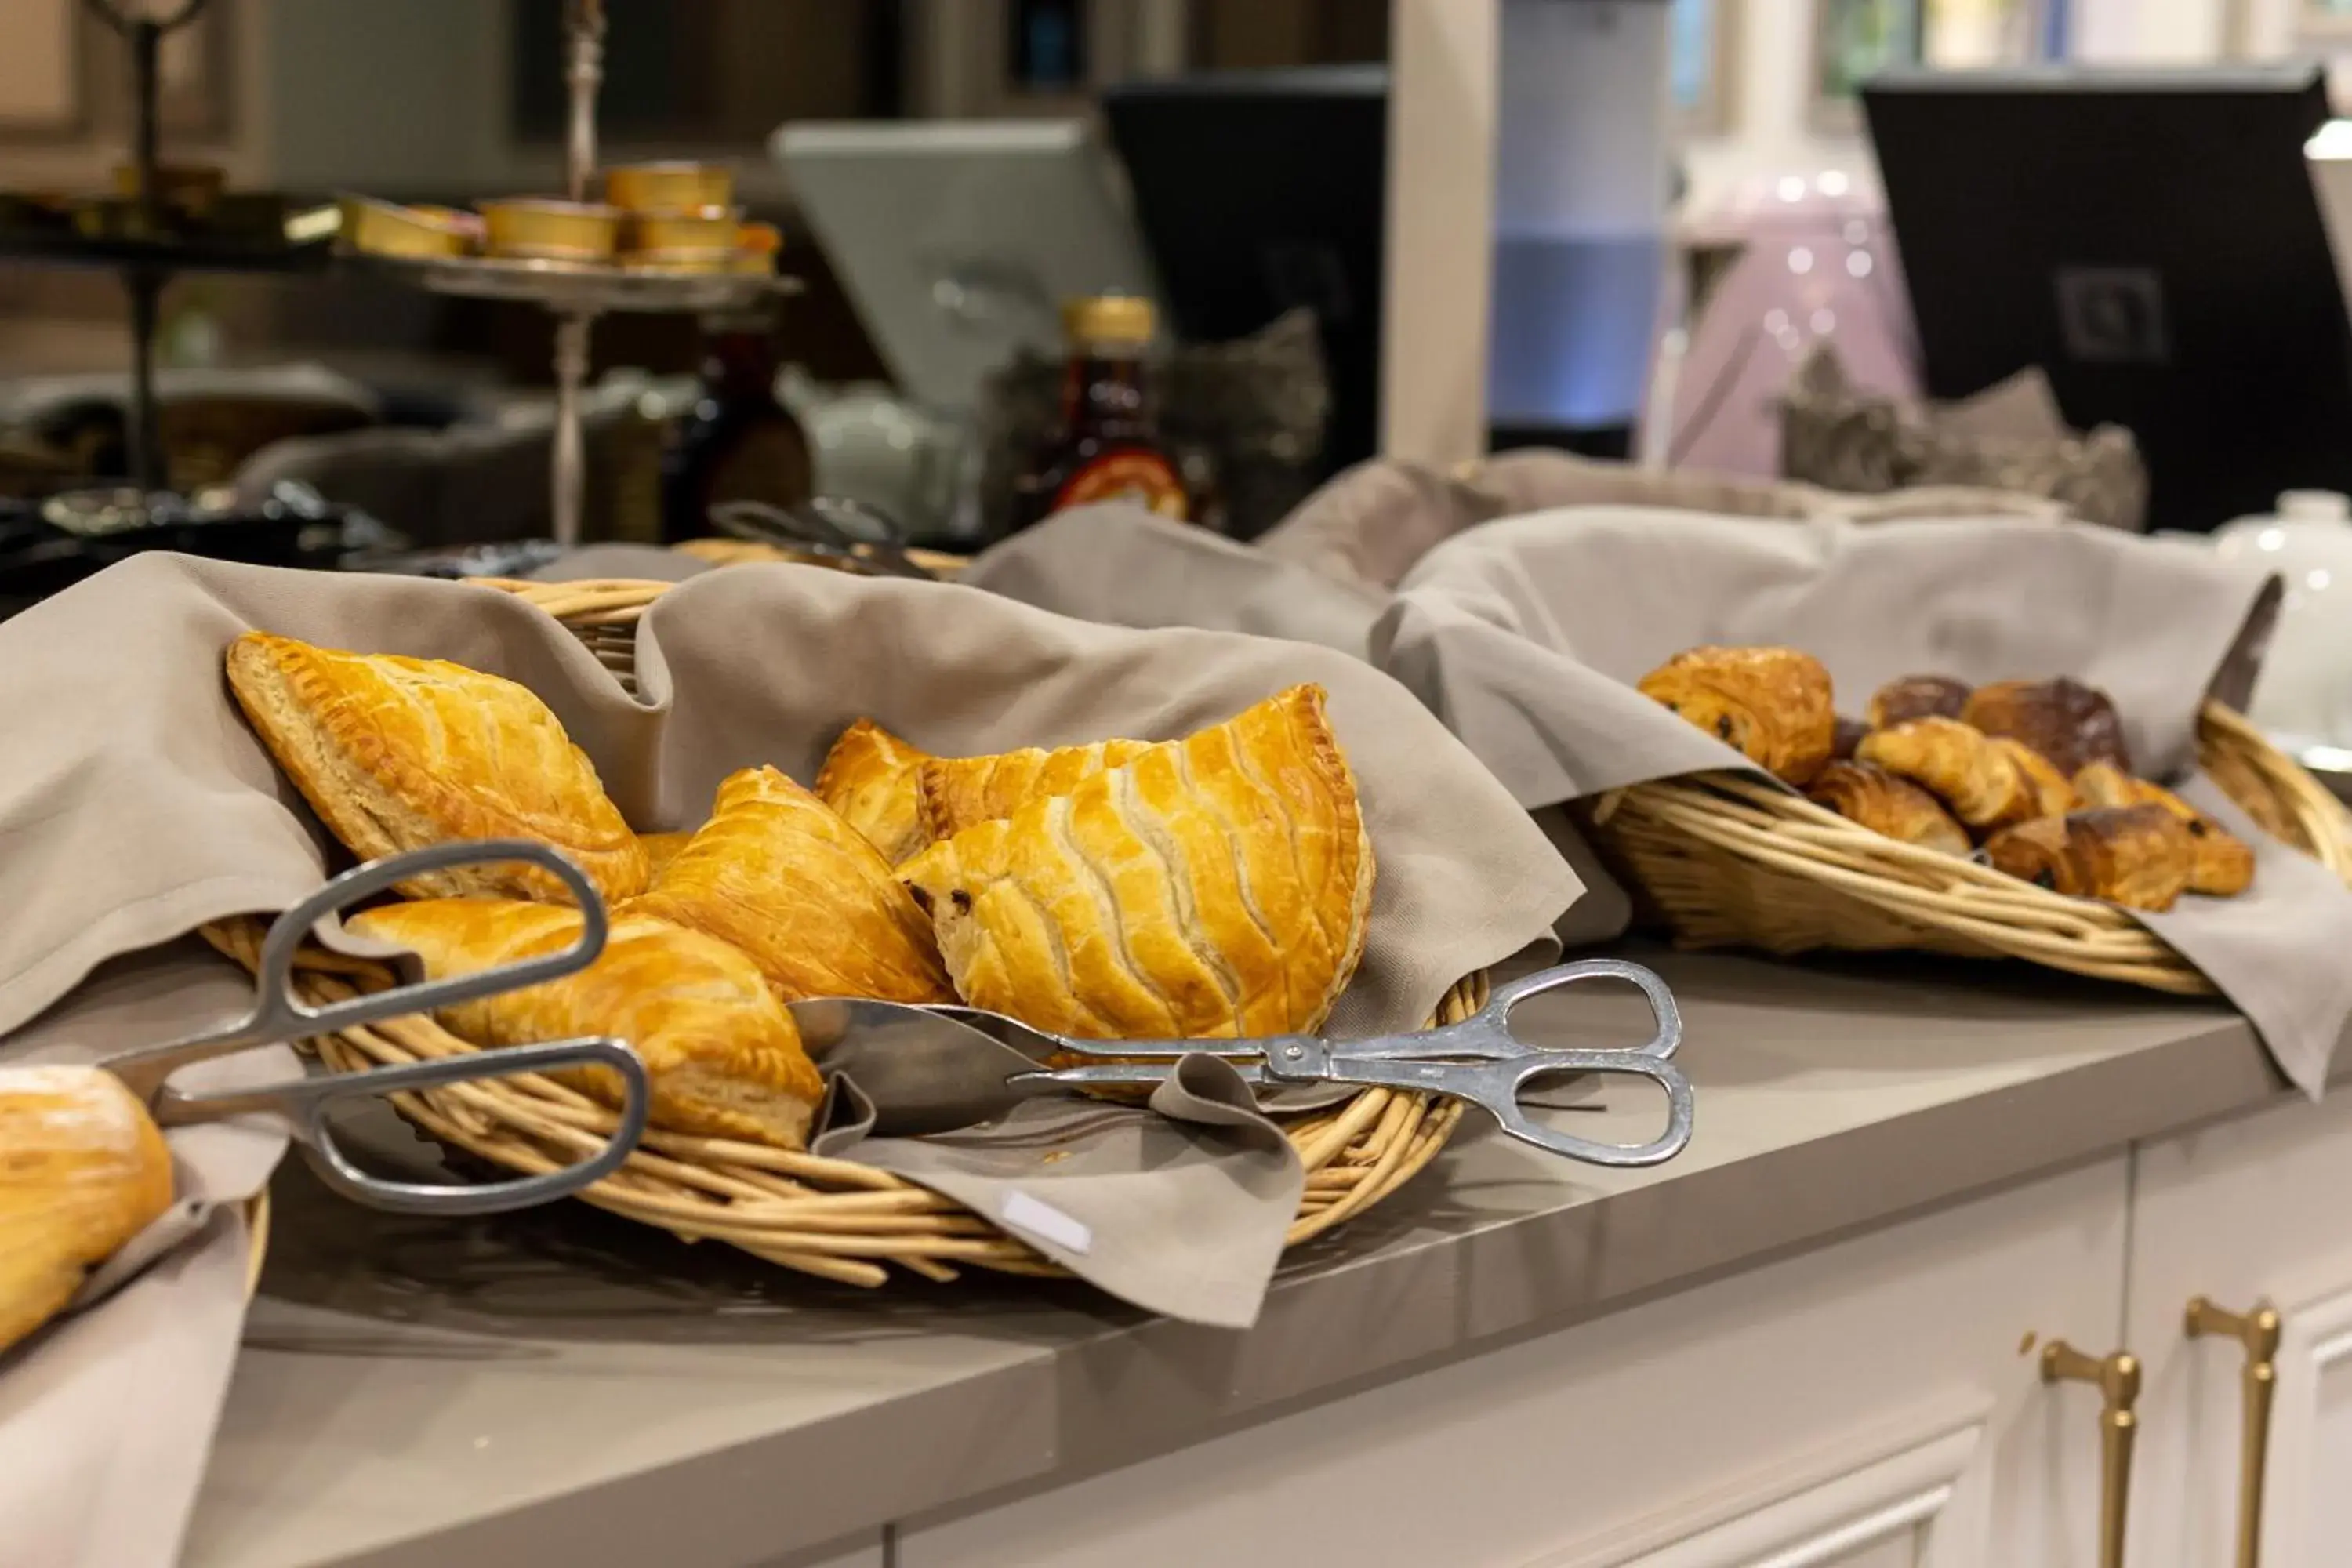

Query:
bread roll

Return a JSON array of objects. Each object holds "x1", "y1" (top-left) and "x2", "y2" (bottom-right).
[
  {"x1": 1962, "y1": 677, "x2": 2131, "y2": 777},
  {"x1": 1864, "y1": 674, "x2": 1973, "y2": 731}
]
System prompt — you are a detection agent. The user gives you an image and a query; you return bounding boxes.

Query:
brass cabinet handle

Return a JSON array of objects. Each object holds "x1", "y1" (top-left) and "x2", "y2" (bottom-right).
[
  {"x1": 2042, "y1": 1338, "x2": 2141, "y2": 1568},
  {"x1": 2187, "y1": 1296, "x2": 2283, "y2": 1568}
]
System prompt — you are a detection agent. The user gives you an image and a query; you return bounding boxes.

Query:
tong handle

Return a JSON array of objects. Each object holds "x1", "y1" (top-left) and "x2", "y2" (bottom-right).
[
  {"x1": 1316, "y1": 959, "x2": 1694, "y2": 1168},
  {"x1": 158, "y1": 1036, "x2": 651, "y2": 1216},
  {"x1": 108, "y1": 840, "x2": 609, "y2": 1101}
]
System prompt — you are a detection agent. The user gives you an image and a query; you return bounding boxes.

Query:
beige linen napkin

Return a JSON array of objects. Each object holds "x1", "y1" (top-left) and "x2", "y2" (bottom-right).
[
  {"x1": 1256, "y1": 451, "x2": 2069, "y2": 597},
  {"x1": 960, "y1": 504, "x2": 1394, "y2": 657},
  {"x1": 1371, "y1": 507, "x2": 2352, "y2": 1094}
]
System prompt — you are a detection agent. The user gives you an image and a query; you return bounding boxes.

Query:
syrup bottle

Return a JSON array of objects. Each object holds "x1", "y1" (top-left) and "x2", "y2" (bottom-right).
[
  {"x1": 661, "y1": 310, "x2": 813, "y2": 543},
  {"x1": 1007, "y1": 295, "x2": 1189, "y2": 535}
]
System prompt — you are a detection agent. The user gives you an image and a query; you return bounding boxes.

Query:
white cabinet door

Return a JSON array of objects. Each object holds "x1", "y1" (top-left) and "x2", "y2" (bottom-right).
[
  {"x1": 2125, "y1": 1091, "x2": 2352, "y2": 1568},
  {"x1": 899, "y1": 1158, "x2": 2129, "y2": 1568}
]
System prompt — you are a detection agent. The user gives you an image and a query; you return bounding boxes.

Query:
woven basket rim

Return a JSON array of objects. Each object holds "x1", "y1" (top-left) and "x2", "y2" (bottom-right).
[
  {"x1": 201, "y1": 920, "x2": 1472, "y2": 1290},
  {"x1": 1586, "y1": 701, "x2": 2350, "y2": 993}
]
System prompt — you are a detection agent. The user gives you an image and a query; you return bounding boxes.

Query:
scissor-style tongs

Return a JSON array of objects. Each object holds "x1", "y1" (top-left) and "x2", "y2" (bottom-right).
[
  {"x1": 710, "y1": 497, "x2": 939, "y2": 580},
  {"x1": 97, "y1": 840, "x2": 652, "y2": 1216},
  {"x1": 799, "y1": 958, "x2": 1694, "y2": 1168}
]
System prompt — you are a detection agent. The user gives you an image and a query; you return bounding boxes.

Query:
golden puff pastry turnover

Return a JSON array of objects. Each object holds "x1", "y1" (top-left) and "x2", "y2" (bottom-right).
[
  {"x1": 637, "y1": 830, "x2": 695, "y2": 882},
  {"x1": 1637, "y1": 645, "x2": 1837, "y2": 786},
  {"x1": 632, "y1": 766, "x2": 953, "y2": 1004},
  {"x1": 1980, "y1": 804, "x2": 2195, "y2": 912},
  {"x1": 0, "y1": 1065, "x2": 175, "y2": 1355},
  {"x1": 814, "y1": 719, "x2": 934, "y2": 865},
  {"x1": 2073, "y1": 763, "x2": 2256, "y2": 896},
  {"x1": 918, "y1": 735, "x2": 1160, "y2": 845},
  {"x1": 226, "y1": 632, "x2": 646, "y2": 905},
  {"x1": 1854, "y1": 717, "x2": 2040, "y2": 832},
  {"x1": 898, "y1": 684, "x2": 1372, "y2": 1040},
  {"x1": 1805, "y1": 761, "x2": 1970, "y2": 856},
  {"x1": 347, "y1": 898, "x2": 824, "y2": 1149}
]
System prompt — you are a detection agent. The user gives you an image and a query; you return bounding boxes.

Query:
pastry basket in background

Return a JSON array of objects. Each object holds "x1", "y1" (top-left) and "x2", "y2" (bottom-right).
[{"x1": 1581, "y1": 703, "x2": 2352, "y2": 994}]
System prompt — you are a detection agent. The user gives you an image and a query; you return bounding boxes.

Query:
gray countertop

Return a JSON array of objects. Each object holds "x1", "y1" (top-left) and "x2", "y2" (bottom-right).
[{"x1": 184, "y1": 947, "x2": 2289, "y2": 1568}]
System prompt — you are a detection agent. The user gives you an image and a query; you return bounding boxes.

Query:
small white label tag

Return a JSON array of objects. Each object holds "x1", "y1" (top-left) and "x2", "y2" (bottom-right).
[{"x1": 1000, "y1": 1189, "x2": 1093, "y2": 1256}]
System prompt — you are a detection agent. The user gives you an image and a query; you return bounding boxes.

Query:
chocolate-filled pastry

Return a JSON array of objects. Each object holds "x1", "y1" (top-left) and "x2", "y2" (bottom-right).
[
  {"x1": 1636, "y1": 645, "x2": 1837, "y2": 786},
  {"x1": 1995, "y1": 739, "x2": 2076, "y2": 821},
  {"x1": 1981, "y1": 804, "x2": 2195, "y2": 911},
  {"x1": 1864, "y1": 674, "x2": 1973, "y2": 731},
  {"x1": 1962, "y1": 677, "x2": 2132, "y2": 776},
  {"x1": 1806, "y1": 761, "x2": 1970, "y2": 855},
  {"x1": 1831, "y1": 716, "x2": 1869, "y2": 762},
  {"x1": 1854, "y1": 717, "x2": 2038, "y2": 830},
  {"x1": 2074, "y1": 762, "x2": 2256, "y2": 896}
]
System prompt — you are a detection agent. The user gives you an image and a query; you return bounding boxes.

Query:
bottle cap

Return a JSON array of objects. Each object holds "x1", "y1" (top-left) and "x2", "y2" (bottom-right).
[{"x1": 1063, "y1": 294, "x2": 1155, "y2": 346}]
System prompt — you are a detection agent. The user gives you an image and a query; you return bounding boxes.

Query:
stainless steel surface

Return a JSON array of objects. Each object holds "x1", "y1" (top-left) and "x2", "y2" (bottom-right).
[
  {"x1": 191, "y1": 950, "x2": 2290, "y2": 1568},
  {"x1": 1026, "y1": 959, "x2": 1693, "y2": 1168},
  {"x1": 103, "y1": 840, "x2": 650, "y2": 1215}
]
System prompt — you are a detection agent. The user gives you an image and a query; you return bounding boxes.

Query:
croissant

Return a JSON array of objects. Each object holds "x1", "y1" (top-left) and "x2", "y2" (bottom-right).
[
  {"x1": 224, "y1": 632, "x2": 646, "y2": 904},
  {"x1": 898, "y1": 684, "x2": 1372, "y2": 1039},
  {"x1": 347, "y1": 898, "x2": 825, "y2": 1149},
  {"x1": 1865, "y1": 675, "x2": 1973, "y2": 731},
  {"x1": 2073, "y1": 762, "x2": 2256, "y2": 897},
  {"x1": 918, "y1": 735, "x2": 1161, "y2": 844},
  {"x1": 1637, "y1": 646, "x2": 1837, "y2": 786},
  {"x1": 1854, "y1": 717, "x2": 2039, "y2": 830},
  {"x1": 631, "y1": 765, "x2": 952, "y2": 1004},
  {"x1": 814, "y1": 719, "x2": 934, "y2": 865},
  {"x1": 1962, "y1": 677, "x2": 2132, "y2": 777},
  {"x1": 1806, "y1": 761, "x2": 1970, "y2": 855},
  {"x1": 1981, "y1": 804, "x2": 2195, "y2": 911},
  {"x1": 0, "y1": 1065, "x2": 175, "y2": 1355},
  {"x1": 1996, "y1": 739, "x2": 2077, "y2": 820}
]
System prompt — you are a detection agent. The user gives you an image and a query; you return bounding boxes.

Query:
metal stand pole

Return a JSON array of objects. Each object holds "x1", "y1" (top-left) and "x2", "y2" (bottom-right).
[{"x1": 551, "y1": 314, "x2": 592, "y2": 545}]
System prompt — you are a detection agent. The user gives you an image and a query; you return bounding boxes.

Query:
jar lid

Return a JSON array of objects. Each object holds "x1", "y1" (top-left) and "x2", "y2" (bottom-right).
[
  {"x1": 1064, "y1": 294, "x2": 1154, "y2": 345},
  {"x1": 2278, "y1": 489, "x2": 2351, "y2": 521}
]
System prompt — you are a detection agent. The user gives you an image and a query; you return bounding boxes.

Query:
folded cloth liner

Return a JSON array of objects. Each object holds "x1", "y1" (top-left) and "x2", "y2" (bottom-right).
[
  {"x1": 1372, "y1": 507, "x2": 2352, "y2": 1097},
  {"x1": 961, "y1": 504, "x2": 1393, "y2": 658}
]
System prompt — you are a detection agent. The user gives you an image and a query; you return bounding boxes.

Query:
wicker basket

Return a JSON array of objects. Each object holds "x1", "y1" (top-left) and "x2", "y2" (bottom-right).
[
  {"x1": 199, "y1": 920, "x2": 1468, "y2": 1287},
  {"x1": 1582, "y1": 702, "x2": 2352, "y2": 995}
]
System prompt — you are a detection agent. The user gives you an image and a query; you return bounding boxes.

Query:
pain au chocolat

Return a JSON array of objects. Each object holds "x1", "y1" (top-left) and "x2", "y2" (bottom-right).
[
  {"x1": 349, "y1": 898, "x2": 825, "y2": 1149},
  {"x1": 898, "y1": 684, "x2": 1374, "y2": 1040},
  {"x1": 1636, "y1": 645, "x2": 1837, "y2": 786},
  {"x1": 225, "y1": 631, "x2": 645, "y2": 904},
  {"x1": 1980, "y1": 804, "x2": 2195, "y2": 912}
]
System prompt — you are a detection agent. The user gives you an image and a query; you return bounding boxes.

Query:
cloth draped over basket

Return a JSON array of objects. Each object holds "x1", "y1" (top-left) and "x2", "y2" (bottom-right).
[
  {"x1": 0, "y1": 552, "x2": 1583, "y2": 1567},
  {"x1": 1368, "y1": 509, "x2": 2352, "y2": 1097}
]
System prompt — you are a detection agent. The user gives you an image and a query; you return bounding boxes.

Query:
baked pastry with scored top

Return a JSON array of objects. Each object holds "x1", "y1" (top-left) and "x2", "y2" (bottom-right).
[
  {"x1": 1981, "y1": 804, "x2": 2194, "y2": 911},
  {"x1": 633, "y1": 765, "x2": 952, "y2": 1004},
  {"x1": 1636, "y1": 645, "x2": 1837, "y2": 786},
  {"x1": 814, "y1": 719, "x2": 934, "y2": 866},
  {"x1": 1865, "y1": 674, "x2": 1973, "y2": 731},
  {"x1": 898, "y1": 684, "x2": 1372, "y2": 1039},
  {"x1": 1855, "y1": 717, "x2": 2040, "y2": 831},
  {"x1": 1962, "y1": 677, "x2": 2132, "y2": 777},
  {"x1": 2074, "y1": 762, "x2": 2256, "y2": 896},
  {"x1": 225, "y1": 631, "x2": 645, "y2": 905},
  {"x1": 1806, "y1": 761, "x2": 1970, "y2": 855},
  {"x1": 0, "y1": 1065, "x2": 175, "y2": 1355},
  {"x1": 918, "y1": 735, "x2": 1161, "y2": 845},
  {"x1": 348, "y1": 898, "x2": 825, "y2": 1149}
]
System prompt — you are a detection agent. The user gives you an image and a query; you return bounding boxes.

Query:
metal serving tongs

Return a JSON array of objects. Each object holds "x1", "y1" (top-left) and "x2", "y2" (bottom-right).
[
  {"x1": 98, "y1": 840, "x2": 652, "y2": 1216},
  {"x1": 798, "y1": 958, "x2": 1694, "y2": 1168},
  {"x1": 710, "y1": 497, "x2": 940, "y2": 580}
]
